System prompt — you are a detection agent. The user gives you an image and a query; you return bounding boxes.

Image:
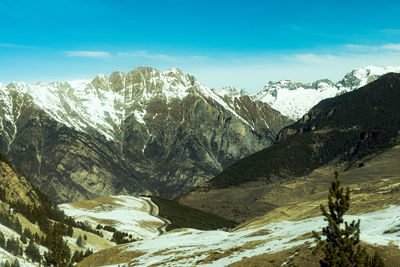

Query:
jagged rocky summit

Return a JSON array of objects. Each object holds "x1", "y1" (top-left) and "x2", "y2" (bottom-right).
[
  {"x1": 0, "y1": 67, "x2": 292, "y2": 203},
  {"x1": 216, "y1": 66, "x2": 400, "y2": 120}
]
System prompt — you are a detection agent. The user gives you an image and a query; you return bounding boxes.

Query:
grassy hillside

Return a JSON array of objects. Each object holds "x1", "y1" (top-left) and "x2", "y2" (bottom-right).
[
  {"x1": 150, "y1": 196, "x2": 237, "y2": 230},
  {"x1": 210, "y1": 73, "x2": 400, "y2": 188},
  {"x1": 0, "y1": 152, "x2": 104, "y2": 265}
]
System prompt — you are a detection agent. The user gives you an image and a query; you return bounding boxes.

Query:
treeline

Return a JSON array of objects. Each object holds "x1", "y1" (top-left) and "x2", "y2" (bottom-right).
[
  {"x1": 0, "y1": 223, "x2": 94, "y2": 265},
  {"x1": 0, "y1": 186, "x2": 103, "y2": 239},
  {"x1": 0, "y1": 259, "x2": 21, "y2": 267},
  {"x1": 0, "y1": 229, "x2": 36, "y2": 265},
  {"x1": 0, "y1": 211, "x2": 22, "y2": 235},
  {"x1": 41, "y1": 222, "x2": 93, "y2": 265},
  {"x1": 0, "y1": 154, "x2": 97, "y2": 265},
  {"x1": 96, "y1": 224, "x2": 136, "y2": 244}
]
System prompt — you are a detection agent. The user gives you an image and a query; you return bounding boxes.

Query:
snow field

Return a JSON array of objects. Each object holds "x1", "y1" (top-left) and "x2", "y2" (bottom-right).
[{"x1": 59, "y1": 195, "x2": 165, "y2": 240}]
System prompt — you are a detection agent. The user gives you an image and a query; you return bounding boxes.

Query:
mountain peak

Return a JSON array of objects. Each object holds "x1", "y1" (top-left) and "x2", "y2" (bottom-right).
[
  {"x1": 165, "y1": 67, "x2": 184, "y2": 75},
  {"x1": 0, "y1": 66, "x2": 292, "y2": 202},
  {"x1": 217, "y1": 86, "x2": 248, "y2": 98},
  {"x1": 255, "y1": 65, "x2": 400, "y2": 120}
]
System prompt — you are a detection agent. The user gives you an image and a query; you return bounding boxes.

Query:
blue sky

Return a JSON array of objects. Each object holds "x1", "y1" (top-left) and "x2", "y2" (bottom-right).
[{"x1": 1, "y1": 0, "x2": 400, "y2": 92}]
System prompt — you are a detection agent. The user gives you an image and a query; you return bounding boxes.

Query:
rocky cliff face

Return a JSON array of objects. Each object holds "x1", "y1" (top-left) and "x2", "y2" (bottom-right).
[{"x1": 0, "y1": 67, "x2": 292, "y2": 202}]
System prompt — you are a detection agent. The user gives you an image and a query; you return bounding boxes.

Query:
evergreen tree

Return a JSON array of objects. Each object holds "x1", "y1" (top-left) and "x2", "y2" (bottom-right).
[
  {"x1": 19, "y1": 232, "x2": 27, "y2": 244},
  {"x1": 76, "y1": 235, "x2": 84, "y2": 247},
  {"x1": 5, "y1": 238, "x2": 23, "y2": 256},
  {"x1": 23, "y1": 228, "x2": 32, "y2": 240},
  {"x1": 11, "y1": 259, "x2": 19, "y2": 267},
  {"x1": 14, "y1": 218, "x2": 22, "y2": 234},
  {"x1": 71, "y1": 250, "x2": 84, "y2": 263},
  {"x1": 66, "y1": 224, "x2": 73, "y2": 237},
  {"x1": 2, "y1": 260, "x2": 10, "y2": 267},
  {"x1": 25, "y1": 239, "x2": 42, "y2": 263},
  {"x1": 84, "y1": 248, "x2": 93, "y2": 257},
  {"x1": 44, "y1": 224, "x2": 71, "y2": 266},
  {"x1": 0, "y1": 231, "x2": 5, "y2": 248},
  {"x1": 33, "y1": 232, "x2": 40, "y2": 243},
  {"x1": 313, "y1": 172, "x2": 385, "y2": 266}
]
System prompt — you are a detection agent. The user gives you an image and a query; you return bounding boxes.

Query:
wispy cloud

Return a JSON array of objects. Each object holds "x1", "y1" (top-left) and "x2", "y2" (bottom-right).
[
  {"x1": 117, "y1": 50, "x2": 208, "y2": 62},
  {"x1": 64, "y1": 51, "x2": 111, "y2": 57},
  {"x1": 380, "y1": 28, "x2": 400, "y2": 34},
  {"x1": 344, "y1": 43, "x2": 400, "y2": 53},
  {"x1": 0, "y1": 43, "x2": 17, "y2": 47},
  {"x1": 381, "y1": 44, "x2": 400, "y2": 51},
  {"x1": 283, "y1": 24, "x2": 341, "y2": 39},
  {"x1": 284, "y1": 53, "x2": 340, "y2": 64},
  {"x1": 0, "y1": 43, "x2": 38, "y2": 49},
  {"x1": 117, "y1": 50, "x2": 172, "y2": 60}
]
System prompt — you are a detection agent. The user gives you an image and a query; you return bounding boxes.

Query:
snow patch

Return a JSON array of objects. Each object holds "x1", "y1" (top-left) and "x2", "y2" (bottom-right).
[
  {"x1": 119, "y1": 205, "x2": 400, "y2": 266},
  {"x1": 59, "y1": 195, "x2": 165, "y2": 240}
]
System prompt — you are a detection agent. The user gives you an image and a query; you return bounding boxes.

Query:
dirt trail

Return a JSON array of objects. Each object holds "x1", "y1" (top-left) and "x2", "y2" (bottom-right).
[{"x1": 142, "y1": 198, "x2": 170, "y2": 235}]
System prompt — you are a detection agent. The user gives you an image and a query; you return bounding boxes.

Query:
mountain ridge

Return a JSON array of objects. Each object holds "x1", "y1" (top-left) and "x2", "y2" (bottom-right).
[
  {"x1": 0, "y1": 67, "x2": 292, "y2": 202},
  {"x1": 177, "y1": 73, "x2": 400, "y2": 223},
  {"x1": 210, "y1": 72, "x2": 400, "y2": 189},
  {"x1": 215, "y1": 66, "x2": 400, "y2": 120}
]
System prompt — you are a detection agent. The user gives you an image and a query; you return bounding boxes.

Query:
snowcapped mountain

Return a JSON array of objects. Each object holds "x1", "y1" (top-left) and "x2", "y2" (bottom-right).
[
  {"x1": 254, "y1": 66, "x2": 400, "y2": 120},
  {"x1": 0, "y1": 67, "x2": 292, "y2": 202},
  {"x1": 216, "y1": 86, "x2": 248, "y2": 98},
  {"x1": 1, "y1": 68, "x2": 266, "y2": 142}
]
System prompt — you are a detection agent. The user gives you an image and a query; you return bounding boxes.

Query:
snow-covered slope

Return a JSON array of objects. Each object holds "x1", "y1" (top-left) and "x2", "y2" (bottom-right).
[
  {"x1": 81, "y1": 205, "x2": 400, "y2": 266},
  {"x1": 0, "y1": 224, "x2": 38, "y2": 267},
  {"x1": 216, "y1": 86, "x2": 248, "y2": 98},
  {"x1": 59, "y1": 195, "x2": 167, "y2": 240},
  {"x1": 255, "y1": 66, "x2": 400, "y2": 120}
]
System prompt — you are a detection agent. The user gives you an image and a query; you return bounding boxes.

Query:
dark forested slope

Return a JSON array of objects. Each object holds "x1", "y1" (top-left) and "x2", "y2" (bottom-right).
[{"x1": 210, "y1": 73, "x2": 400, "y2": 188}]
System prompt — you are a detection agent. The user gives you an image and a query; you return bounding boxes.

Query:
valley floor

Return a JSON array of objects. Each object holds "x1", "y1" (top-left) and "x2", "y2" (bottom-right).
[{"x1": 78, "y1": 146, "x2": 400, "y2": 266}]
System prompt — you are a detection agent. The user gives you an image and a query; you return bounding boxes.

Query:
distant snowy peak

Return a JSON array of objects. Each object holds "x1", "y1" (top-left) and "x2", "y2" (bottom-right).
[
  {"x1": 255, "y1": 66, "x2": 400, "y2": 120},
  {"x1": 337, "y1": 65, "x2": 400, "y2": 89},
  {"x1": 217, "y1": 86, "x2": 248, "y2": 98},
  {"x1": 88, "y1": 67, "x2": 216, "y2": 102}
]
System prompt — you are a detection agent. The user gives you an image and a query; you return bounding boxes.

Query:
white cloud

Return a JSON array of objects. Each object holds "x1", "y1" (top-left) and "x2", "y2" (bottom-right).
[
  {"x1": 117, "y1": 50, "x2": 208, "y2": 62},
  {"x1": 381, "y1": 44, "x2": 400, "y2": 51},
  {"x1": 284, "y1": 53, "x2": 340, "y2": 64},
  {"x1": 0, "y1": 43, "x2": 17, "y2": 47},
  {"x1": 64, "y1": 51, "x2": 111, "y2": 57},
  {"x1": 117, "y1": 50, "x2": 172, "y2": 60},
  {"x1": 0, "y1": 43, "x2": 38, "y2": 49},
  {"x1": 344, "y1": 43, "x2": 400, "y2": 52}
]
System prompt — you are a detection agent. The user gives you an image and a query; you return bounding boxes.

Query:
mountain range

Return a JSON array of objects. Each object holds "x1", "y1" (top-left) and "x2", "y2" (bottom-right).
[
  {"x1": 0, "y1": 67, "x2": 291, "y2": 202},
  {"x1": 217, "y1": 66, "x2": 400, "y2": 120},
  {"x1": 1, "y1": 65, "x2": 400, "y2": 203},
  {"x1": 179, "y1": 72, "x2": 400, "y2": 222},
  {"x1": 1, "y1": 66, "x2": 400, "y2": 265}
]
